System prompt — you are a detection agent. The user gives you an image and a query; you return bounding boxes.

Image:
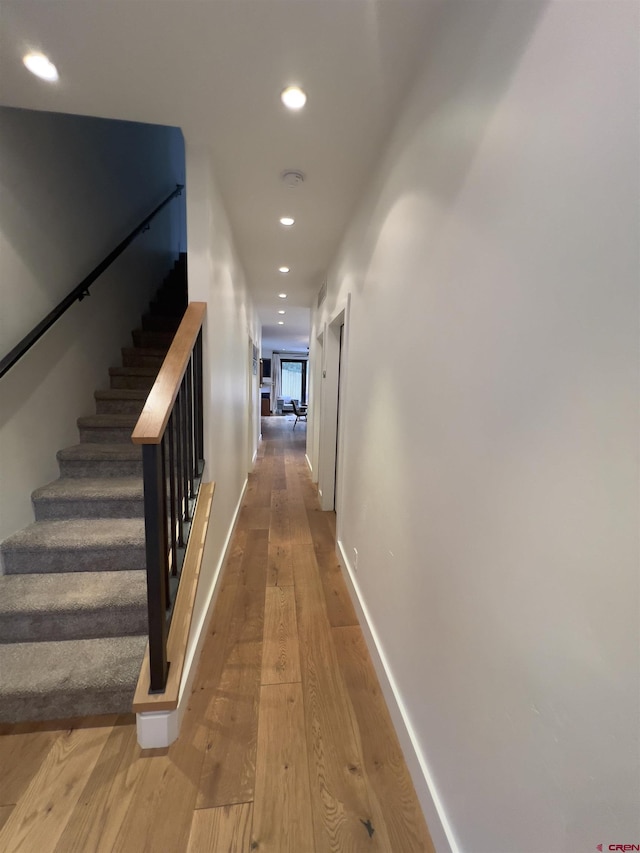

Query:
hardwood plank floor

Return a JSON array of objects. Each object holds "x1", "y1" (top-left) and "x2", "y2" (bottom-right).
[
  {"x1": 0, "y1": 806, "x2": 14, "y2": 833},
  {"x1": 0, "y1": 416, "x2": 433, "y2": 852},
  {"x1": 261, "y1": 585, "x2": 301, "y2": 685},
  {"x1": 187, "y1": 803, "x2": 253, "y2": 852},
  {"x1": 333, "y1": 627, "x2": 436, "y2": 852},
  {"x1": 0, "y1": 717, "x2": 116, "y2": 852},
  {"x1": 251, "y1": 682, "x2": 314, "y2": 851},
  {"x1": 0, "y1": 722, "x2": 58, "y2": 806}
]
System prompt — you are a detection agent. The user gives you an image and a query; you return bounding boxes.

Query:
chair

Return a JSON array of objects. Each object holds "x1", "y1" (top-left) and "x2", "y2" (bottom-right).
[{"x1": 291, "y1": 400, "x2": 307, "y2": 429}]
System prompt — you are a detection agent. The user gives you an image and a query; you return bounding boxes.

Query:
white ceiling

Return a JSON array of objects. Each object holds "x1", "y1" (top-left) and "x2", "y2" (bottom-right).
[{"x1": 0, "y1": 0, "x2": 439, "y2": 352}]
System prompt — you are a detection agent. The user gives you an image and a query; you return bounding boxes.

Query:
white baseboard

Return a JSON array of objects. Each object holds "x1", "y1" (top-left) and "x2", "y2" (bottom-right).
[
  {"x1": 305, "y1": 453, "x2": 312, "y2": 473},
  {"x1": 136, "y1": 478, "x2": 248, "y2": 749},
  {"x1": 336, "y1": 539, "x2": 459, "y2": 853}
]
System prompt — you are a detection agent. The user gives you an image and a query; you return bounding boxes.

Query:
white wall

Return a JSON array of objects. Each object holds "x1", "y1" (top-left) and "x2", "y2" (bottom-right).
[
  {"x1": 183, "y1": 144, "x2": 260, "y2": 672},
  {"x1": 0, "y1": 108, "x2": 185, "y2": 541},
  {"x1": 310, "y1": 3, "x2": 639, "y2": 851}
]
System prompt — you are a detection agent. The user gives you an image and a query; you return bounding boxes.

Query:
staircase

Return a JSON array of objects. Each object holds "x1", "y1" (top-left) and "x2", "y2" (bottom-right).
[{"x1": 0, "y1": 257, "x2": 187, "y2": 723}]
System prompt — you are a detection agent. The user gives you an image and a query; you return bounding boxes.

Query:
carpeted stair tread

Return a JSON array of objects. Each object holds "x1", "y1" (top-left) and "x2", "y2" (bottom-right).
[
  {"x1": 0, "y1": 571, "x2": 147, "y2": 642},
  {"x1": 95, "y1": 389, "x2": 149, "y2": 403},
  {"x1": 33, "y1": 477, "x2": 143, "y2": 501},
  {"x1": 120, "y1": 346, "x2": 167, "y2": 364},
  {"x1": 132, "y1": 329, "x2": 174, "y2": 348},
  {"x1": 2, "y1": 517, "x2": 144, "y2": 551},
  {"x1": 1, "y1": 517, "x2": 145, "y2": 574},
  {"x1": 109, "y1": 369, "x2": 158, "y2": 390},
  {"x1": 57, "y1": 443, "x2": 142, "y2": 478},
  {"x1": 77, "y1": 414, "x2": 140, "y2": 429},
  {"x1": 109, "y1": 366, "x2": 158, "y2": 390},
  {"x1": 0, "y1": 635, "x2": 148, "y2": 722},
  {"x1": 32, "y1": 477, "x2": 144, "y2": 520},
  {"x1": 77, "y1": 414, "x2": 139, "y2": 443},
  {"x1": 94, "y1": 392, "x2": 146, "y2": 415},
  {"x1": 109, "y1": 366, "x2": 158, "y2": 377},
  {"x1": 123, "y1": 345, "x2": 168, "y2": 357},
  {"x1": 58, "y1": 443, "x2": 142, "y2": 463},
  {"x1": 141, "y1": 314, "x2": 181, "y2": 333}
]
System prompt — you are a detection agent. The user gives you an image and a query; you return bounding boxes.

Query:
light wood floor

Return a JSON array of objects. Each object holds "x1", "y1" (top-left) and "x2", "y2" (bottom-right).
[{"x1": 0, "y1": 416, "x2": 434, "y2": 852}]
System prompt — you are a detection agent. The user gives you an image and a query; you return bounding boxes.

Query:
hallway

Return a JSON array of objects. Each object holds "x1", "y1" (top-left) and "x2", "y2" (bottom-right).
[{"x1": 0, "y1": 416, "x2": 433, "y2": 852}]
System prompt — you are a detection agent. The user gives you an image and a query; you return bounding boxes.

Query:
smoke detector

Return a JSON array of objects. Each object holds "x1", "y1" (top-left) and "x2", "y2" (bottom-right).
[{"x1": 281, "y1": 170, "x2": 305, "y2": 189}]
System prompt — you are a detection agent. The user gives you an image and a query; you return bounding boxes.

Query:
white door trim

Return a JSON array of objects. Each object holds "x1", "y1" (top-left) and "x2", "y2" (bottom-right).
[{"x1": 317, "y1": 296, "x2": 350, "y2": 513}]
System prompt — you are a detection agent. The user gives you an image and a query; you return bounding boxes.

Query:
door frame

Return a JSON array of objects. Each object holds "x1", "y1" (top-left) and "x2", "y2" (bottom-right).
[
  {"x1": 280, "y1": 358, "x2": 308, "y2": 405},
  {"x1": 317, "y1": 296, "x2": 350, "y2": 513}
]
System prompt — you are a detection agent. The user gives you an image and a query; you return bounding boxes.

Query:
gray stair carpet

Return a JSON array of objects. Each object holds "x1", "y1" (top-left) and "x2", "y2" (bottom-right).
[
  {"x1": 94, "y1": 389, "x2": 150, "y2": 415},
  {"x1": 32, "y1": 477, "x2": 145, "y2": 520},
  {"x1": 1, "y1": 518, "x2": 145, "y2": 573},
  {"x1": 58, "y1": 443, "x2": 143, "y2": 478},
  {"x1": 0, "y1": 259, "x2": 186, "y2": 724},
  {"x1": 0, "y1": 571, "x2": 147, "y2": 642},
  {"x1": 0, "y1": 636, "x2": 148, "y2": 723}
]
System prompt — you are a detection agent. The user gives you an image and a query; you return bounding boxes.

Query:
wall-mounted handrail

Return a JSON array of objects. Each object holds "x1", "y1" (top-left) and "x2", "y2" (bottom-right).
[
  {"x1": 0, "y1": 184, "x2": 184, "y2": 381},
  {"x1": 133, "y1": 301, "x2": 206, "y2": 693}
]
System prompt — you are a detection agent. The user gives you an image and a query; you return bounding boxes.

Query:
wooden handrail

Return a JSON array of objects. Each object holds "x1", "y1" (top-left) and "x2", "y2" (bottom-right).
[{"x1": 132, "y1": 302, "x2": 206, "y2": 445}]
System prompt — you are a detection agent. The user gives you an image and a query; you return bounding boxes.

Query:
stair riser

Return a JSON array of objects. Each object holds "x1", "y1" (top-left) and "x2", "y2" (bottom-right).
[
  {"x1": 132, "y1": 330, "x2": 174, "y2": 349},
  {"x1": 0, "y1": 684, "x2": 139, "y2": 724},
  {"x1": 96, "y1": 398, "x2": 146, "y2": 415},
  {"x1": 141, "y1": 314, "x2": 181, "y2": 333},
  {"x1": 151, "y1": 302, "x2": 187, "y2": 319},
  {"x1": 1, "y1": 544, "x2": 146, "y2": 574},
  {"x1": 121, "y1": 350, "x2": 166, "y2": 369},
  {"x1": 58, "y1": 458, "x2": 143, "y2": 478},
  {"x1": 0, "y1": 607, "x2": 147, "y2": 643},
  {"x1": 33, "y1": 498, "x2": 144, "y2": 521},
  {"x1": 110, "y1": 375, "x2": 156, "y2": 390},
  {"x1": 79, "y1": 426, "x2": 134, "y2": 444}
]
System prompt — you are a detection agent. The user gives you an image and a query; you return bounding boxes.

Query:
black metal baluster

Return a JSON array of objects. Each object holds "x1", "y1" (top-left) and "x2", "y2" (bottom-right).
[
  {"x1": 142, "y1": 444, "x2": 169, "y2": 692},
  {"x1": 186, "y1": 357, "x2": 195, "y2": 498},
  {"x1": 175, "y1": 387, "x2": 185, "y2": 546},
  {"x1": 180, "y1": 376, "x2": 190, "y2": 521},
  {"x1": 167, "y1": 412, "x2": 178, "y2": 576},
  {"x1": 194, "y1": 330, "x2": 204, "y2": 471},
  {"x1": 160, "y1": 434, "x2": 170, "y2": 609}
]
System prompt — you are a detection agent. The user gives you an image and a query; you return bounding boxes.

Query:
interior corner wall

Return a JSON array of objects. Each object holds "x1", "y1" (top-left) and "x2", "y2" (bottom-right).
[
  {"x1": 0, "y1": 108, "x2": 185, "y2": 542},
  {"x1": 311, "y1": 3, "x2": 640, "y2": 852},
  {"x1": 183, "y1": 143, "x2": 260, "y2": 670}
]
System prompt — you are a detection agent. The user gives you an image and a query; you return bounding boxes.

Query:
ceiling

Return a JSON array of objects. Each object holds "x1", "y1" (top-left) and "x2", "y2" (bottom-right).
[{"x1": 0, "y1": 0, "x2": 439, "y2": 353}]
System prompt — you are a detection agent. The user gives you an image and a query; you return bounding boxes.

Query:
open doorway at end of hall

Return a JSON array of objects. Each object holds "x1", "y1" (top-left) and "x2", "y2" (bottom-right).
[{"x1": 280, "y1": 358, "x2": 308, "y2": 406}]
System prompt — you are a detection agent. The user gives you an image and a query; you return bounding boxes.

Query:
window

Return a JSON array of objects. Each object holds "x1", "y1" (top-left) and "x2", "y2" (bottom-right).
[{"x1": 281, "y1": 359, "x2": 307, "y2": 404}]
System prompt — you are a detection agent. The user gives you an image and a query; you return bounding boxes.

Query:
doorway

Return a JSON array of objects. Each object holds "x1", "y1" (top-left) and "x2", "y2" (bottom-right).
[
  {"x1": 334, "y1": 322, "x2": 344, "y2": 511},
  {"x1": 280, "y1": 359, "x2": 308, "y2": 405},
  {"x1": 317, "y1": 300, "x2": 349, "y2": 512}
]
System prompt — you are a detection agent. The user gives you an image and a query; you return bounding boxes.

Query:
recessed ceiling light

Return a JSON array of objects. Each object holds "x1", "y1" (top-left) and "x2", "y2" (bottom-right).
[
  {"x1": 279, "y1": 217, "x2": 295, "y2": 227},
  {"x1": 278, "y1": 321, "x2": 285, "y2": 325},
  {"x1": 279, "y1": 293, "x2": 287, "y2": 299},
  {"x1": 278, "y1": 310, "x2": 286, "y2": 315},
  {"x1": 23, "y1": 52, "x2": 59, "y2": 82},
  {"x1": 278, "y1": 266, "x2": 290, "y2": 273},
  {"x1": 281, "y1": 86, "x2": 307, "y2": 110}
]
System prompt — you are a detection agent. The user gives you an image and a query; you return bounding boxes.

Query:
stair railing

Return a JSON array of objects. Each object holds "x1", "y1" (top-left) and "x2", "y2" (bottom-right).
[
  {"x1": 0, "y1": 184, "x2": 184, "y2": 380},
  {"x1": 132, "y1": 302, "x2": 206, "y2": 692}
]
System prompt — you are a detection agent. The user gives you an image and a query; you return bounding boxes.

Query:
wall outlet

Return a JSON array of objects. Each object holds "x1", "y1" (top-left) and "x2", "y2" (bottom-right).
[{"x1": 353, "y1": 547, "x2": 358, "y2": 572}]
